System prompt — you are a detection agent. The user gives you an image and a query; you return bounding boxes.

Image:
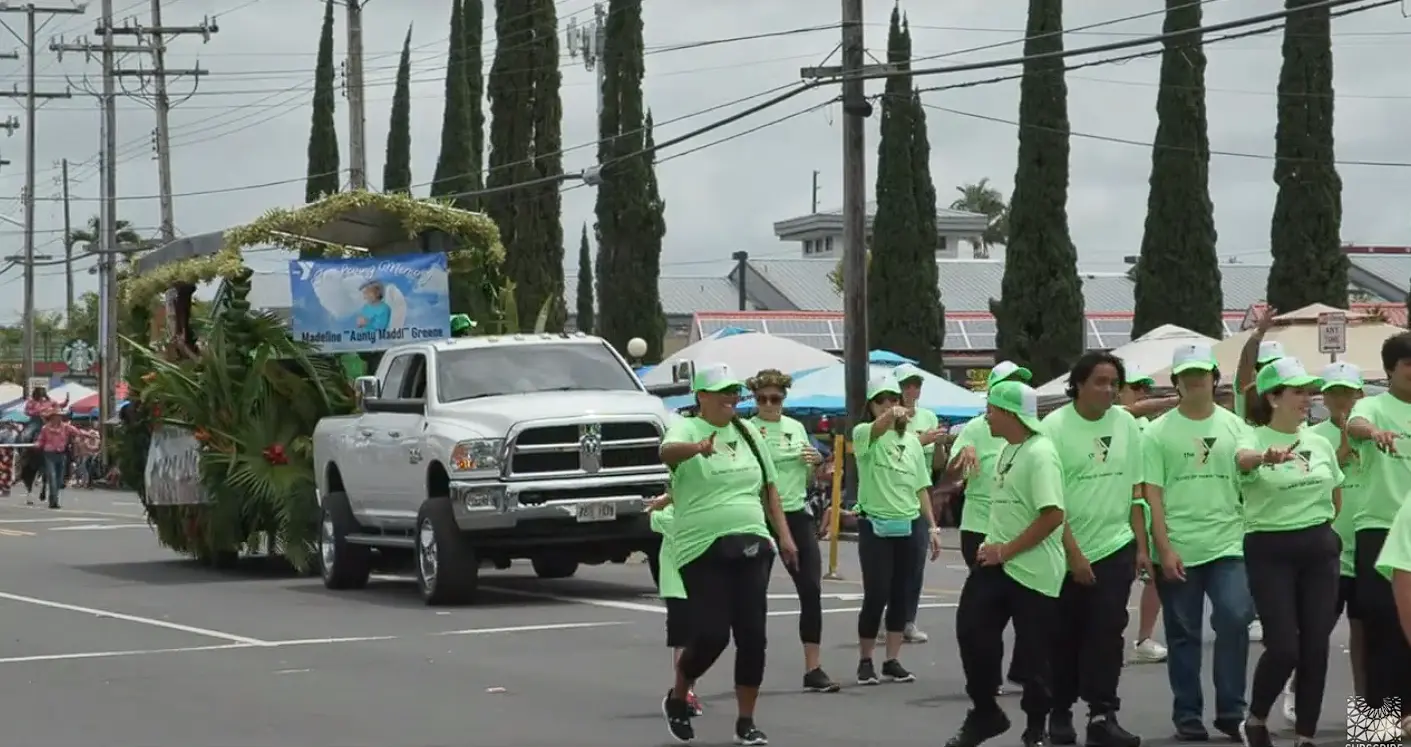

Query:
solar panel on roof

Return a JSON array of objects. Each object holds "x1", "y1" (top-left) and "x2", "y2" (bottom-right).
[{"x1": 764, "y1": 319, "x2": 832, "y2": 336}]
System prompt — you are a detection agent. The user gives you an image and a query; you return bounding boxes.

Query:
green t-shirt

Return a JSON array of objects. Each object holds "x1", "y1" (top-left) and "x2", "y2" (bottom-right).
[
  {"x1": 906, "y1": 406, "x2": 941, "y2": 464},
  {"x1": 986, "y1": 435, "x2": 1066, "y2": 597},
  {"x1": 1375, "y1": 497, "x2": 1411, "y2": 580},
  {"x1": 1041, "y1": 404, "x2": 1143, "y2": 562},
  {"x1": 649, "y1": 506, "x2": 686, "y2": 599},
  {"x1": 1310, "y1": 420, "x2": 1363, "y2": 576},
  {"x1": 662, "y1": 417, "x2": 776, "y2": 568},
  {"x1": 852, "y1": 422, "x2": 929, "y2": 521},
  {"x1": 1348, "y1": 394, "x2": 1411, "y2": 531},
  {"x1": 951, "y1": 414, "x2": 1008, "y2": 534},
  {"x1": 1237, "y1": 427, "x2": 1343, "y2": 533},
  {"x1": 750, "y1": 415, "x2": 812, "y2": 513},
  {"x1": 1142, "y1": 406, "x2": 1248, "y2": 567}
]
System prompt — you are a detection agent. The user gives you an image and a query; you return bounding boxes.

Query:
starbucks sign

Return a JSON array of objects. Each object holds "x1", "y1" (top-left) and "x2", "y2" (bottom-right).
[{"x1": 62, "y1": 340, "x2": 96, "y2": 376}]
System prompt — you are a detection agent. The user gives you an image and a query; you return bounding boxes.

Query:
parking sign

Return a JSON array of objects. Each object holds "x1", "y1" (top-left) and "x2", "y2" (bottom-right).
[{"x1": 1318, "y1": 312, "x2": 1346, "y2": 354}]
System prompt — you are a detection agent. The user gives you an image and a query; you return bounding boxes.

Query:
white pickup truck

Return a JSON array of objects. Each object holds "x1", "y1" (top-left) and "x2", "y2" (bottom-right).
[{"x1": 311, "y1": 333, "x2": 674, "y2": 605}]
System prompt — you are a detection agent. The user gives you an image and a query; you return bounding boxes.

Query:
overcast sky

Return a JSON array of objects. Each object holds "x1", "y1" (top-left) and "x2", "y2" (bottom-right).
[{"x1": 0, "y1": 0, "x2": 1407, "y2": 323}]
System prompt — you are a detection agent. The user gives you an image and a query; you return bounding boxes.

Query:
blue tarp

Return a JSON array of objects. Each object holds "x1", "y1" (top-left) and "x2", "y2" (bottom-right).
[{"x1": 634, "y1": 365, "x2": 655, "y2": 378}]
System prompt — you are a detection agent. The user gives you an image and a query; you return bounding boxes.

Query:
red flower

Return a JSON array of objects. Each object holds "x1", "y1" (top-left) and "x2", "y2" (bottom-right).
[{"x1": 262, "y1": 443, "x2": 288, "y2": 466}]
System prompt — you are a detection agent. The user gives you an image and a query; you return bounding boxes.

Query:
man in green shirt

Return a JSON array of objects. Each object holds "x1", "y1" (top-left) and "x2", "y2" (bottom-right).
[
  {"x1": 944, "y1": 381, "x2": 1065, "y2": 747},
  {"x1": 1232, "y1": 310, "x2": 1282, "y2": 646},
  {"x1": 1142, "y1": 343, "x2": 1254, "y2": 741},
  {"x1": 890, "y1": 363, "x2": 950, "y2": 644},
  {"x1": 1118, "y1": 365, "x2": 1175, "y2": 666},
  {"x1": 1041, "y1": 352, "x2": 1144, "y2": 747},
  {"x1": 1344, "y1": 332, "x2": 1411, "y2": 712}
]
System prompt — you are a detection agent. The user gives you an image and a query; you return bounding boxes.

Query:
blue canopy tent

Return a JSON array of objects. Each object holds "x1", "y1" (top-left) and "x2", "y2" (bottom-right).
[{"x1": 634, "y1": 365, "x2": 655, "y2": 379}]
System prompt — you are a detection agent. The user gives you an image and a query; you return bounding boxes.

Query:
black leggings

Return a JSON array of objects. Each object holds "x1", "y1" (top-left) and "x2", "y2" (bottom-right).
[
  {"x1": 781, "y1": 510, "x2": 823, "y2": 645},
  {"x1": 1244, "y1": 523, "x2": 1340, "y2": 735},
  {"x1": 676, "y1": 542, "x2": 772, "y2": 688},
  {"x1": 1355, "y1": 528, "x2": 1411, "y2": 709},
  {"x1": 856, "y1": 518, "x2": 923, "y2": 640}
]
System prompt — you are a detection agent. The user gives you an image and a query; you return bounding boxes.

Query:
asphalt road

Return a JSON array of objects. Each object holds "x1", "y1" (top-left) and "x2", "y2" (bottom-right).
[{"x1": 0, "y1": 489, "x2": 1358, "y2": 747}]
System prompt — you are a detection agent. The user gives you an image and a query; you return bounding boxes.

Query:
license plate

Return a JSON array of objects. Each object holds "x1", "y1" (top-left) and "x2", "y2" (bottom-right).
[{"x1": 576, "y1": 503, "x2": 616, "y2": 522}]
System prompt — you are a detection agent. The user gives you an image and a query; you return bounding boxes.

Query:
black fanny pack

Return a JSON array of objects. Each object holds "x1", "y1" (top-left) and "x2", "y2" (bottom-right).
[{"x1": 706, "y1": 533, "x2": 775, "y2": 562}]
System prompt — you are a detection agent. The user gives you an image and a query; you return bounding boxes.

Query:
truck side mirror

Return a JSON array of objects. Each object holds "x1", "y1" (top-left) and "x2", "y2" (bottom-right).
[
  {"x1": 671, "y1": 360, "x2": 693, "y2": 383},
  {"x1": 353, "y1": 376, "x2": 381, "y2": 405}
]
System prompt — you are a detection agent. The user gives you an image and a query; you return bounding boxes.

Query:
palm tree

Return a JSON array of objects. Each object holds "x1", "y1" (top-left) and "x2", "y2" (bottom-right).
[
  {"x1": 65, "y1": 215, "x2": 143, "y2": 320},
  {"x1": 950, "y1": 179, "x2": 1009, "y2": 259}
]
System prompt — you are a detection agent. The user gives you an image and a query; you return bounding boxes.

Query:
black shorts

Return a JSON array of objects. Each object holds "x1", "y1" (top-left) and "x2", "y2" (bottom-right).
[
  {"x1": 665, "y1": 597, "x2": 689, "y2": 647},
  {"x1": 1338, "y1": 575, "x2": 1361, "y2": 621}
]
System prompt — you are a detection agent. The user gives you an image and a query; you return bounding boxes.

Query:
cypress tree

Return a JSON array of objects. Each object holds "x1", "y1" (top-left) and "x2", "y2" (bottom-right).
[
  {"x1": 992, "y1": 0, "x2": 1084, "y2": 382},
  {"x1": 486, "y1": 0, "x2": 535, "y2": 260},
  {"x1": 576, "y1": 224, "x2": 595, "y2": 333},
  {"x1": 463, "y1": 0, "x2": 486, "y2": 201},
  {"x1": 517, "y1": 0, "x2": 567, "y2": 330},
  {"x1": 304, "y1": 0, "x2": 340, "y2": 211},
  {"x1": 382, "y1": 25, "x2": 413, "y2": 194},
  {"x1": 1267, "y1": 0, "x2": 1345, "y2": 310},
  {"x1": 1132, "y1": 0, "x2": 1221, "y2": 339},
  {"x1": 594, "y1": 0, "x2": 655, "y2": 359},
  {"x1": 432, "y1": 0, "x2": 476, "y2": 208},
  {"x1": 908, "y1": 84, "x2": 945, "y2": 366},
  {"x1": 868, "y1": 9, "x2": 929, "y2": 367},
  {"x1": 638, "y1": 111, "x2": 667, "y2": 354}
]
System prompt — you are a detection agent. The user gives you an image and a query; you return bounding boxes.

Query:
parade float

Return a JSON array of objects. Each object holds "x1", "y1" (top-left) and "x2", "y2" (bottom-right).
[{"x1": 117, "y1": 191, "x2": 510, "y2": 569}]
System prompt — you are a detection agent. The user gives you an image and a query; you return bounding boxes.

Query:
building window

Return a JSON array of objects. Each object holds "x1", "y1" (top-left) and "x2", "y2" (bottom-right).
[
  {"x1": 825, "y1": 236, "x2": 834, "y2": 253},
  {"x1": 937, "y1": 236, "x2": 948, "y2": 252}
]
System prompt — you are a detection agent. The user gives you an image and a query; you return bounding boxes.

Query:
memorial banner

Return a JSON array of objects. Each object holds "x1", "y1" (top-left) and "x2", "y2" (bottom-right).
[{"x1": 288, "y1": 253, "x2": 451, "y2": 352}]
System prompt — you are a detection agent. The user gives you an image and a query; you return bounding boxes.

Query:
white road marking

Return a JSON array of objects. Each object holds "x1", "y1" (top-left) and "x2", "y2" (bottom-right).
[
  {"x1": 481, "y1": 585, "x2": 669, "y2": 614},
  {"x1": 0, "y1": 590, "x2": 270, "y2": 646},
  {"x1": 0, "y1": 528, "x2": 34, "y2": 537},
  {"x1": 0, "y1": 518, "x2": 96, "y2": 524},
  {"x1": 48, "y1": 523, "x2": 150, "y2": 531},
  {"x1": 775, "y1": 602, "x2": 957, "y2": 617},
  {"x1": 0, "y1": 620, "x2": 632, "y2": 665}
]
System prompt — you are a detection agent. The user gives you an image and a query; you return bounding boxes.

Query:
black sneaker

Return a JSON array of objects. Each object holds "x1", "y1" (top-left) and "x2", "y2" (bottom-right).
[
  {"x1": 1237, "y1": 720, "x2": 1272, "y2": 747},
  {"x1": 857, "y1": 658, "x2": 879, "y2": 685},
  {"x1": 734, "y1": 718, "x2": 768, "y2": 745},
  {"x1": 1087, "y1": 714, "x2": 1141, "y2": 747},
  {"x1": 944, "y1": 708, "x2": 1012, "y2": 747},
  {"x1": 803, "y1": 667, "x2": 841, "y2": 693},
  {"x1": 1211, "y1": 718, "x2": 1240, "y2": 741},
  {"x1": 661, "y1": 690, "x2": 694, "y2": 743},
  {"x1": 1049, "y1": 710, "x2": 1078, "y2": 745},
  {"x1": 881, "y1": 659, "x2": 915, "y2": 683},
  {"x1": 1023, "y1": 729, "x2": 1049, "y2": 747},
  {"x1": 1174, "y1": 721, "x2": 1210, "y2": 742}
]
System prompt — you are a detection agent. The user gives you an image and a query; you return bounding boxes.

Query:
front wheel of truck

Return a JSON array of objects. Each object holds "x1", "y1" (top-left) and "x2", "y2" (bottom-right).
[{"x1": 415, "y1": 497, "x2": 479, "y2": 606}]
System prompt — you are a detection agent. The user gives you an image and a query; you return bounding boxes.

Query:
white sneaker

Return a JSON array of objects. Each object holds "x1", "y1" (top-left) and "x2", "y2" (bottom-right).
[
  {"x1": 1281, "y1": 678, "x2": 1297, "y2": 724},
  {"x1": 1131, "y1": 638, "x2": 1168, "y2": 663},
  {"x1": 1248, "y1": 620, "x2": 1263, "y2": 642},
  {"x1": 903, "y1": 622, "x2": 928, "y2": 643}
]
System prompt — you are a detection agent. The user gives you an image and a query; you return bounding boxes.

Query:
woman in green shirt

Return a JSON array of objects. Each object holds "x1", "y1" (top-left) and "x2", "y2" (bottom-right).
[
  {"x1": 658, "y1": 363, "x2": 798, "y2": 746},
  {"x1": 1233, "y1": 357, "x2": 1343, "y2": 747},
  {"x1": 646, "y1": 496, "x2": 702, "y2": 717},
  {"x1": 890, "y1": 363, "x2": 948, "y2": 644},
  {"x1": 746, "y1": 368, "x2": 840, "y2": 694},
  {"x1": 851, "y1": 373, "x2": 942, "y2": 688},
  {"x1": 1374, "y1": 497, "x2": 1411, "y2": 741}
]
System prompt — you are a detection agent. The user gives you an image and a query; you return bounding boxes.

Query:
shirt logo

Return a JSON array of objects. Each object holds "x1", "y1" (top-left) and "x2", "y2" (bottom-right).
[
  {"x1": 1193, "y1": 437, "x2": 1218, "y2": 466},
  {"x1": 1293, "y1": 450, "x2": 1313, "y2": 473},
  {"x1": 1091, "y1": 436, "x2": 1113, "y2": 463}
]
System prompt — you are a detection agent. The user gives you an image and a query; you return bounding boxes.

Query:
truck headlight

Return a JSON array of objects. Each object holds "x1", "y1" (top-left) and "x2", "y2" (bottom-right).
[{"x1": 450, "y1": 439, "x2": 505, "y2": 473}]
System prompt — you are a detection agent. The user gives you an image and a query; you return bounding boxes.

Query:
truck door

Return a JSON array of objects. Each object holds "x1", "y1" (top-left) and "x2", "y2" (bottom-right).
[
  {"x1": 374, "y1": 351, "x2": 430, "y2": 520},
  {"x1": 353, "y1": 353, "x2": 412, "y2": 522}
]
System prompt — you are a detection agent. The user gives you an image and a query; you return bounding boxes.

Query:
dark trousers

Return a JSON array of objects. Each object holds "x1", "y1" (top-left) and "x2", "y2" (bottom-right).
[
  {"x1": 1154, "y1": 556, "x2": 1254, "y2": 728},
  {"x1": 1355, "y1": 528, "x2": 1411, "y2": 709},
  {"x1": 781, "y1": 510, "x2": 823, "y2": 645},
  {"x1": 905, "y1": 515, "x2": 929, "y2": 623},
  {"x1": 1052, "y1": 541, "x2": 1137, "y2": 717},
  {"x1": 856, "y1": 520, "x2": 923, "y2": 639},
  {"x1": 956, "y1": 564, "x2": 1056, "y2": 725},
  {"x1": 676, "y1": 545, "x2": 772, "y2": 688},
  {"x1": 962, "y1": 529, "x2": 1025, "y2": 684},
  {"x1": 1245, "y1": 523, "x2": 1340, "y2": 735}
]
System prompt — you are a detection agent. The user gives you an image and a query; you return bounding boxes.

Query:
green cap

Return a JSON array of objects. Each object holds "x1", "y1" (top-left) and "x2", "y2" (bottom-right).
[
  {"x1": 450, "y1": 314, "x2": 476, "y2": 334},
  {"x1": 1255, "y1": 356, "x2": 1322, "y2": 394},
  {"x1": 987, "y1": 360, "x2": 1032, "y2": 389},
  {"x1": 866, "y1": 373, "x2": 902, "y2": 400},
  {"x1": 1170, "y1": 343, "x2": 1217, "y2": 375},
  {"x1": 1256, "y1": 340, "x2": 1286, "y2": 365},
  {"x1": 1319, "y1": 361, "x2": 1363, "y2": 392},
  {"x1": 1124, "y1": 363, "x2": 1156, "y2": 387},
  {"x1": 893, "y1": 363, "x2": 925, "y2": 383},
  {"x1": 987, "y1": 380, "x2": 1042, "y2": 432},
  {"x1": 692, "y1": 363, "x2": 744, "y2": 393}
]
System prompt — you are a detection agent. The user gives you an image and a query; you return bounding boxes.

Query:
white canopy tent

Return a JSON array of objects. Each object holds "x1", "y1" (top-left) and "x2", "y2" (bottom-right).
[
  {"x1": 1037, "y1": 324, "x2": 1219, "y2": 397},
  {"x1": 638, "y1": 331, "x2": 840, "y2": 387}
]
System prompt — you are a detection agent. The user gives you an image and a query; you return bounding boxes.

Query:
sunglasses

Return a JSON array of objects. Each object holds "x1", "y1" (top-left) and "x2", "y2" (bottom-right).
[{"x1": 755, "y1": 394, "x2": 784, "y2": 405}]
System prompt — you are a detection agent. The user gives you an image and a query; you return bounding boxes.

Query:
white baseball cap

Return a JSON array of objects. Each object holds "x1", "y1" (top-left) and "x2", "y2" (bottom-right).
[
  {"x1": 1171, "y1": 343, "x2": 1217, "y2": 375},
  {"x1": 1256, "y1": 340, "x2": 1286, "y2": 364},
  {"x1": 1319, "y1": 361, "x2": 1364, "y2": 392},
  {"x1": 987, "y1": 360, "x2": 1033, "y2": 388}
]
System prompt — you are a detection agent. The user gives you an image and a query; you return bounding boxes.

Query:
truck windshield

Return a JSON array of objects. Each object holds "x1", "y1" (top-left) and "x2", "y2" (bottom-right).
[{"x1": 435, "y1": 343, "x2": 642, "y2": 402}]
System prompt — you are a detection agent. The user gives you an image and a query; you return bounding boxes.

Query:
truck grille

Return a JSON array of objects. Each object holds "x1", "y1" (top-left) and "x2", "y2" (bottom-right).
[{"x1": 508, "y1": 421, "x2": 663, "y2": 478}]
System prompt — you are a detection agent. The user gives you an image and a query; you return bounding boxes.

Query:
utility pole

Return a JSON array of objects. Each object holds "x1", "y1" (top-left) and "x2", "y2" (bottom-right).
[
  {"x1": 60, "y1": 157, "x2": 73, "y2": 322},
  {"x1": 343, "y1": 0, "x2": 366, "y2": 189},
  {"x1": 802, "y1": 0, "x2": 882, "y2": 436},
  {"x1": 0, "y1": 2, "x2": 84, "y2": 386},
  {"x1": 566, "y1": 3, "x2": 605, "y2": 120},
  {"x1": 811, "y1": 169, "x2": 820, "y2": 214}
]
